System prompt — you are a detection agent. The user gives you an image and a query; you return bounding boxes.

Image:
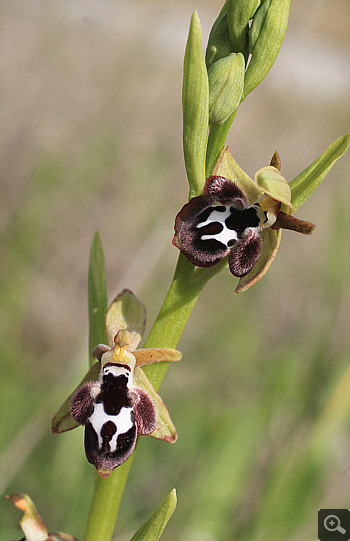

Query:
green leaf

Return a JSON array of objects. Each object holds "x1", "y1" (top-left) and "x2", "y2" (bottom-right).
[
  {"x1": 182, "y1": 11, "x2": 209, "y2": 198},
  {"x1": 243, "y1": 0, "x2": 290, "y2": 98},
  {"x1": 290, "y1": 133, "x2": 350, "y2": 211},
  {"x1": 88, "y1": 233, "x2": 108, "y2": 365},
  {"x1": 133, "y1": 367, "x2": 177, "y2": 443},
  {"x1": 105, "y1": 289, "x2": 146, "y2": 349},
  {"x1": 51, "y1": 362, "x2": 100, "y2": 434},
  {"x1": 129, "y1": 489, "x2": 177, "y2": 541}
]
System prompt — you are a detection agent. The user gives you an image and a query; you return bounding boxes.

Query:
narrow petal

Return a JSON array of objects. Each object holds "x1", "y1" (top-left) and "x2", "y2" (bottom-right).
[
  {"x1": 134, "y1": 348, "x2": 182, "y2": 366},
  {"x1": 133, "y1": 367, "x2": 177, "y2": 443},
  {"x1": 105, "y1": 289, "x2": 146, "y2": 349},
  {"x1": 92, "y1": 344, "x2": 111, "y2": 361},
  {"x1": 228, "y1": 228, "x2": 262, "y2": 277},
  {"x1": 235, "y1": 228, "x2": 282, "y2": 293},
  {"x1": 270, "y1": 150, "x2": 281, "y2": 171}
]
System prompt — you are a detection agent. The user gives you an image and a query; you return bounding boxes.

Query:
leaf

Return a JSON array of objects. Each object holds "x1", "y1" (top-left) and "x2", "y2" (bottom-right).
[
  {"x1": 133, "y1": 368, "x2": 177, "y2": 443},
  {"x1": 183, "y1": 11, "x2": 209, "y2": 199},
  {"x1": 134, "y1": 348, "x2": 182, "y2": 367},
  {"x1": 290, "y1": 133, "x2": 350, "y2": 211},
  {"x1": 129, "y1": 489, "x2": 177, "y2": 541},
  {"x1": 235, "y1": 228, "x2": 281, "y2": 293},
  {"x1": 88, "y1": 233, "x2": 108, "y2": 365},
  {"x1": 105, "y1": 289, "x2": 146, "y2": 350},
  {"x1": 51, "y1": 362, "x2": 100, "y2": 434}
]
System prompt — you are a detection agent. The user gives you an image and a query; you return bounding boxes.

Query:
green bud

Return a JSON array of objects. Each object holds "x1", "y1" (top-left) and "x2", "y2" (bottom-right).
[
  {"x1": 182, "y1": 11, "x2": 209, "y2": 198},
  {"x1": 205, "y1": 13, "x2": 235, "y2": 70},
  {"x1": 244, "y1": 0, "x2": 290, "y2": 98},
  {"x1": 227, "y1": 0, "x2": 260, "y2": 58},
  {"x1": 249, "y1": 0, "x2": 272, "y2": 54},
  {"x1": 208, "y1": 53, "x2": 245, "y2": 124}
]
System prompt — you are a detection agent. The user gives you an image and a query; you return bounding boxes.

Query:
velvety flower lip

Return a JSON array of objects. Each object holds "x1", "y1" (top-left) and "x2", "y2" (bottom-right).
[
  {"x1": 173, "y1": 147, "x2": 316, "y2": 288},
  {"x1": 173, "y1": 175, "x2": 271, "y2": 277}
]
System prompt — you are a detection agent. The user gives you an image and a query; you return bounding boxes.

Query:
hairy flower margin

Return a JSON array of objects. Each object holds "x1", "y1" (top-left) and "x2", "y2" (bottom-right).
[{"x1": 173, "y1": 146, "x2": 316, "y2": 293}]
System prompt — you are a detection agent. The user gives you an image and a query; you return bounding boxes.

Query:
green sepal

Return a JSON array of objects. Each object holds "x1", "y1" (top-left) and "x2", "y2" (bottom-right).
[
  {"x1": 105, "y1": 289, "x2": 146, "y2": 349},
  {"x1": 133, "y1": 368, "x2": 178, "y2": 443},
  {"x1": 208, "y1": 53, "x2": 245, "y2": 125},
  {"x1": 227, "y1": 0, "x2": 260, "y2": 59},
  {"x1": 290, "y1": 133, "x2": 350, "y2": 211},
  {"x1": 129, "y1": 489, "x2": 177, "y2": 541},
  {"x1": 50, "y1": 362, "x2": 100, "y2": 434},
  {"x1": 182, "y1": 11, "x2": 209, "y2": 199},
  {"x1": 134, "y1": 348, "x2": 182, "y2": 367},
  {"x1": 206, "y1": 12, "x2": 234, "y2": 70},
  {"x1": 255, "y1": 165, "x2": 294, "y2": 214},
  {"x1": 212, "y1": 145, "x2": 263, "y2": 204},
  {"x1": 235, "y1": 228, "x2": 282, "y2": 294},
  {"x1": 88, "y1": 233, "x2": 108, "y2": 365},
  {"x1": 243, "y1": 0, "x2": 290, "y2": 98}
]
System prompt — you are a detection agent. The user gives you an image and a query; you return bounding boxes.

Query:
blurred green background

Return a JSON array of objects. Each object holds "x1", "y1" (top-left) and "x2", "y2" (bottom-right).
[{"x1": 1, "y1": 1, "x2": 349, "y2": 540}]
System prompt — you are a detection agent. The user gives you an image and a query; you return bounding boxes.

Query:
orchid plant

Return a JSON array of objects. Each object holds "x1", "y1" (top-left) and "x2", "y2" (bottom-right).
[{"x1": 6, "y1": 1, "x2": 349, "y2": 540}]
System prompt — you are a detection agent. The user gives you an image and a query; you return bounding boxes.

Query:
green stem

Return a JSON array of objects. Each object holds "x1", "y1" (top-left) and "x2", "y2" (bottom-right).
[
  {"x1": 83, "y1": 253, "x2": 225, "y2": 541},
  {"x1": 205, "y1": 111, "x2": 237, "y2": 177},
  {"x1": 83, "y1": 456, "x2": 134, "y2": 541}
]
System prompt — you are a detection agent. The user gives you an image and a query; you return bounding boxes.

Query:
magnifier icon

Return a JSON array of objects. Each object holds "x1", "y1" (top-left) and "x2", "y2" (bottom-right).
[{"x1": 324, "y1": 514, "x2": 346, "y2": 534}]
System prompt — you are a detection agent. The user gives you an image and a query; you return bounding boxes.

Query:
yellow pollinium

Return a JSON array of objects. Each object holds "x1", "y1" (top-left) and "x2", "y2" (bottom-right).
[
  {"x1": 113, "y1": 329, "x2": 133, "y2": 363},
  {"x1": 113, "y1": 344, "x2": 127, "y2": 362}
]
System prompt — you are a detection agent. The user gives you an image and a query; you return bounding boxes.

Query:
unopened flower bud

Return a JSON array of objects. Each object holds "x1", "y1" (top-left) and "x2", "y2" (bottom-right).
[
  {"x1": 208, "y1": 52, "x2": 245, "y2": 124},
  {"x1": 227, "y1": 0, "x2": 261, "y2": 58},
  {"x1": 244, "y1": 0, "x2": 290, "y2": 98},
  {"x1": 206, "y1": 12, "x2": 235, "y2": 69}
]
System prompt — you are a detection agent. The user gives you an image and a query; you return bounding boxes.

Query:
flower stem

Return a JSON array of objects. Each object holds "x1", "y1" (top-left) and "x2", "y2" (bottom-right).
[
  {"x1": 83, "y1": 456, "x2": 134, "y2": 541},
  {"x1": 205, "y1": 111, "x2": 236, "y2": 177},
  {"x1": 83, "y1": 253, "x2": 221, "y2": 541}
]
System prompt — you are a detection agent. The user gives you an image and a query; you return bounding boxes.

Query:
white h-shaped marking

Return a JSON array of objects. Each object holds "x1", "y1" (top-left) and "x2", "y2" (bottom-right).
[{"x1": 197, "y1": 207, "x2": 238, "y2": 246}]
